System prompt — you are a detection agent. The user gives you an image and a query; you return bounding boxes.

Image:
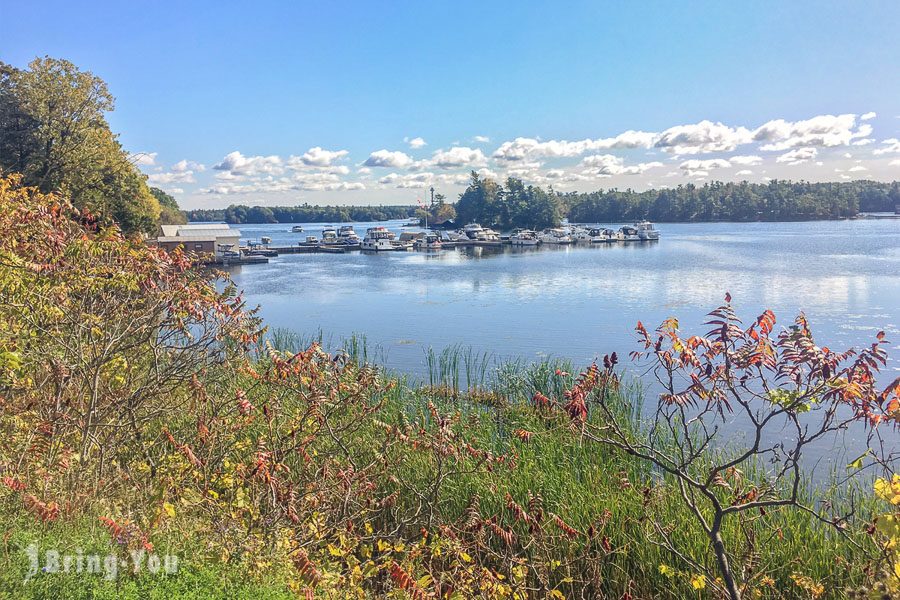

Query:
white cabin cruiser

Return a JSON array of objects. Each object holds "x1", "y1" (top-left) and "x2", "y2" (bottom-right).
[
  {"x1": 539, "y1": 228, "x2": 574, "y2": 244},
  {"x1": 509, "y1": 229, "x2": 540, "y2": 246},
  {"x1": 616, "y1": 225, "x2": 640, "y2": 242},
  {"x1": 635, "y1": 220, "x2": 660, "y2": 241},
  {"x1": 320, "y1": 226, "x2": 340, "y2": 245},
  {"x1": 462, "y1": 223, "x2": 485, "y2": 239},
  {"x1": 361, "y1": 227, "x2": 410, "y2": 251},
  {"x1": 338, "y1": 225, "x2": 361, "y2": 243},
  {"x1": 413, "y1": 232, "x2": 443, "y2": 250},
  {"x1": 291, "y1": 225, "x2": 304, "y2": 233}
]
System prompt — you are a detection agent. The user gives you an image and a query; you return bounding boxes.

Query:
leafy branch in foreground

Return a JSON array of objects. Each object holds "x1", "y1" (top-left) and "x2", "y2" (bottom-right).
[{"x1": 554, "y1": 297, "x2": 900, "y2": 599}]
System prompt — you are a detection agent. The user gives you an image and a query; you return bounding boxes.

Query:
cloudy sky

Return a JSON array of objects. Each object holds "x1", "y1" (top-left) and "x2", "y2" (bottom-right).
[{"x1": 5, "y1": 1, "x2": 900, "y2": 208}]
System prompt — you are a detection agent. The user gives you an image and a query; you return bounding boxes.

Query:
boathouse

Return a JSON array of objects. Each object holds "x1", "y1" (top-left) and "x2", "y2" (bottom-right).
[{"x1": 155, "y1": 223, "x2": 241, "y2": 257}]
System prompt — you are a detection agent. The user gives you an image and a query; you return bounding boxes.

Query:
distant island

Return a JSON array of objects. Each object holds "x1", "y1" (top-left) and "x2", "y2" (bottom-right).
[{"x1": 187, "y1": 175, "x2": 900, "y2": 229}]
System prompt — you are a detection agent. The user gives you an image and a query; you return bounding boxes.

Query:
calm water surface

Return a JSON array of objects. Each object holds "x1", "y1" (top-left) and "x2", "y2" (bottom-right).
[{"x1": 227, "y1": 219, "x2": 900, "y2": 384}]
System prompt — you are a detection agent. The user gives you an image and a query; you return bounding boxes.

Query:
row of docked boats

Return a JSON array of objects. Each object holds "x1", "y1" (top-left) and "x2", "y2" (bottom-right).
[
  {"x1": 277, "y1": 221, "x2": 659, "y2": 253},
  {"x1": 509, "y1": 222, "x2": 660, "y2": 245}
]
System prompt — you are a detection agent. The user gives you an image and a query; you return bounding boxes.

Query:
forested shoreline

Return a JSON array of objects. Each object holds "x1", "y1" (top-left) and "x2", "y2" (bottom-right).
[{"x1": 187, "y1": 177, "x2": 900, "y2": 227}]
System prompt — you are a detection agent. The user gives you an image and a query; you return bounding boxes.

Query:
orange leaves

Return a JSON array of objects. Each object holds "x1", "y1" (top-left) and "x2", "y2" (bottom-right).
[
  {"x1": 513, "y1": 429, "x2": 534, "y2": 443},
  {"x1": 389, "y1": 562, "x2": 426, "y2": 600},
  {"x1": 162, "y1": 428, "x2": 204, "y2": 468},
  {"x1": 532, "y1": 392, "x2": 552, "y2": 410},
  {"x1": 292, "y1": 548, "x2": 322, "y2": 586},
  {"x1": 24, "y1": 494, "x2": 59, "y2": 522},
  {"x1": 99, "y1": 516, "x2": 153, "y2": 551},
  {"x1": 551, "y1": 513, "x2": 581, "y2": 539}
]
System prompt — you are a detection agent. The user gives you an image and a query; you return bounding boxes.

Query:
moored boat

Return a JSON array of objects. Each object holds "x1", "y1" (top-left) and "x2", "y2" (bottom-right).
[
  {"x1": 509, "y1": 229, "x2": 540, "y2": 246},
  {"x1": 413, "y1": 232, "x2": 443, "y2": 250},
  {"x1": 291, "y1": 225, "x2": 304, "y2": 233},
  {"x1": 361, "y1": 226, "x2": 410, "y2": 251},
  {"x1": 539, "y1": 228, "x2": 574, "y2": 244},
  {"x1": 616, "y1": 225, "x2": 640, "y2": 242},
  {"x1": 635, "y1": 220, "x2": 660, "y2": 241}
]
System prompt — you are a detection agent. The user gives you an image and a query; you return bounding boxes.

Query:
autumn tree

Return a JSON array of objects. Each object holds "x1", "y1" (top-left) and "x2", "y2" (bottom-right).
[{"x1": 0, "y1": 57, "x2": 160, "y2": 234}]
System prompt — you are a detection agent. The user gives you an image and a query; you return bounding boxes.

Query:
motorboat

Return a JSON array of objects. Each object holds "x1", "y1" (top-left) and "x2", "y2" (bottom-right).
[
  {"x1": 509, "y1": 229, "x2": 540, "y2": 246},
  {"x1": 361, "y1": 227, "x2": 410, "y2": 251},
  {"x1": 617, "y1": 225, "x2": 640, "y2": 242},
  {"x1": 338, "y1": 225, "x2": 360, "y2": 243},
  {"x1": 291, "y1": 225, "x2": 304, "y2": 233},
  {"x1": 260, "y1": 236, "x2": 272, "y2": 244},
  {"x1": 570, "y1": 227, "x2": 593, "y2": 243},
  {"x1": 320, "y1": 226, "x2": 340, "y2": 245},
  {"x1": 635, "y1": 220, "x2": 660, "y2": 241},
  {"x1": 475, "y1": 227, "x2": 501, "y2": 242},
  {"x1": 402, "y1": 217, "x2": 421, "y2": 227},
  {"x1": 462, "y1": 223, "x2": 485, "y2": 239},
  {"x1": 539, "y1": 228, "x2": 574, "y2": 244},
  {"x1": 588, "y1": 228, "x2": 616, "y2": 243},
  {"x1": 298, "y1": 235, "x2": 319, "y2": 247},
  {"x1": 413, "y1": 232, "x2": 443, "y2": 250}
]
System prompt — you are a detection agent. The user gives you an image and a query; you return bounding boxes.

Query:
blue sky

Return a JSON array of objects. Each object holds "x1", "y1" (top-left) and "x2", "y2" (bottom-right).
[{"x1": 2, "y1": 0, "x2": 899, "y2": 208}]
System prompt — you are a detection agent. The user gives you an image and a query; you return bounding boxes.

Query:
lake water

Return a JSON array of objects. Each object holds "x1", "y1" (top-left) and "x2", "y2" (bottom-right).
[
  {"x1": 224, "y1": 218, "x2": 900, "y2": 468},
  {"x1": 226, "y1": 218, "x2": 900, "y2": 385}
]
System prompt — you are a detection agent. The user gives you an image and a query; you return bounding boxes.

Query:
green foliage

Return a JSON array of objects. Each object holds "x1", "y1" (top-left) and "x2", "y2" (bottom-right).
[
  {"x1": 0, "y1": 57, "x2": 161, "y2": 234},
  {"x1": 455, "y1": 172, "x2": 561, "y2": 229},
  {"x1": 151, "y1": 187, "x2": 187, "y2": 225},
  {"x1": 565, "y1": 179, "x2": 900, "y2": 222},
  {"x1": 188, "y1": 203, "x2": 417, "y2": 224}
]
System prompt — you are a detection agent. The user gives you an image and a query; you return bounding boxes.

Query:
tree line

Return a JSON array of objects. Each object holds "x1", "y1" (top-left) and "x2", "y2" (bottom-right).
[{"x1": 187, "y1": 203, "x2": 418, "y2": 224}]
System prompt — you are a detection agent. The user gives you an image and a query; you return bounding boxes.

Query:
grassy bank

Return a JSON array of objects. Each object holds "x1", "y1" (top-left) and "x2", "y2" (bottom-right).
[{"x1": 1, "y1": 175, "x2": 896, "y2": 599}]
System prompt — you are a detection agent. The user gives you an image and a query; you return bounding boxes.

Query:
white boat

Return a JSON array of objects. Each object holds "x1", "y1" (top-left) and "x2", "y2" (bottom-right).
[
  {"x1": 413, "y1": 232, "x2": 443, "y2": 250},
  {"x1": 635, "y1": 220, "x2": 660, "y2": 241},
  {"x1": 539, "y1": 228, "x2": 574, "y2": 244},
  {"x1": 320, "y1": 226, "x2": 340, "y2": 245},
  {"x1": 299, "y1": 235, "x2": 319, "y2": 246},
  {"x1": 338, "y1": 225, "x2": 360, "y2": 243},
  {"x1": 509, "y1": 229, "x2": 540, "y2": 246},
  {"x1": 291, "y1": 225, "x2": 304, "y2": 233},
  {"x1": 475, "y1": 227, "x2": 501, "y2": 242},
  {"x1": 616, "y1": 225, "x2": 640, "y2": 242},
  {"x1": 588, "y1": 228, "x2": 616, "y2": 243},
  {"x1": 402, "y1": 217, "x2": 421, "y2": 227},
  {"x1": 445, "y1": 229, "x2": 469, "y2": 242},
  {"x1": 571, "y1": 227, "x2": 593, "y2": 243},
  {"x1": 260, "y1": 236, "x2": 271, "y2": 244},
  {"x1": 462, "y1": 223, "x2": 485, "y2": 239},
  {"x1": 361, "y1": 227, "x2": 410, "y2": 251}
]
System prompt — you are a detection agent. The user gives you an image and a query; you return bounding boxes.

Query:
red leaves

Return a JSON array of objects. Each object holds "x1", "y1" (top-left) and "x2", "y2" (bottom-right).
[
  {"x1": 1, "y1": 477, "x2": 25, "y2": 492},
  {"x1": 532, "y1": 392, "x2": 551, "y2": 410},
  {"x1": 24, "y1": 494, "x2": 59, "y2": 522},
  {"x1": 236, "y1": 389, "x2": 254, "y2": 416},
  {"x1": 99, "y1": 516, "x2": 153, "y2": 551},
  {"x1": 292, "y1": 548, "x2": 322, "y2": 586},
  {"x1": 389, "y1": 562, "x2": 426, "y2": 599},
  {"x1": 551, "y1": 513, "x2": 581, "y2": 539},
  {"x1": 162, "y1": 428, "x2": 204, "y2": 468}
]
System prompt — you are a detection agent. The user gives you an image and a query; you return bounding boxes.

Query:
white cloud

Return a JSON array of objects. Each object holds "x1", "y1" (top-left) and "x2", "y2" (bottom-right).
[
  {"x1": 874, "y1": 139, "x2": 900, "y2": 155},
  {"x1": 861, "y1": 112, "x2": 877, "y2": 120},
  {"x1": 581, "y1": 154, "x2": 664, "y2": 177},
  {"x1": 889, "y1": 159, "x2": 900, "y2": 166},
  {"x1": 378, "y1": 172, "x2": 434, "y2": 188},
  {"x1": 735, "y1": 170, "x2": 753, "y2": 176},
  {"x1": 654, "y1": 121, "x2": 752, "y2": 155},
  {"x1": 775, "y1": 147, "x2": 818, "y2": 165},
  {"x1": 404, "y1": 136, "x2": 427, "y2": 149},
  {"x1": 171, "y1": 159, "x2": 205, "y2": 173},
  {"x1": 148, "y1": 170, "x2": 197, "y2": 185},
  {"x1": 134, "y1": 152, "x2": 157, "y2": 166},
  {"x1": 292, "y1": 146, "x2": 349, "y2": 167},
  {"x1": 214, "y1": 151, "x2": 283, "y2": 176},
  {"x1": 754, "y1": 114, "x2": 870, "y2": 151},
  {"x1": 363, "y1": 149, "x2": 413, "y2": 168},
  {"x1": 430, "y1": 146, "x2": 487, "y2": 169},
  {"x1": 493, "y1": 130, "x2": 656, "y2": 161},
  {"x1": 679, "y1": 158, "x2": 731, "y2": 171},
  {"x1": 729, "y1": 155, "x2": 763, "y2": 165},
  {"x1": 472, "y1": 135, "x2": 490, "y2": 143},
  {"x1": 848, "y1": 165, "x2": 868, "y2": 172}
]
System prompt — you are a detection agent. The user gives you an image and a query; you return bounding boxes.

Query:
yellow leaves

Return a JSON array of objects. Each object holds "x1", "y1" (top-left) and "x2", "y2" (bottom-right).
[
  {"x1": 789, "y1": 573, "x2": 824, "y2": 598},
  {"x1": 548, "y1": 590, "x2": 565, "y2": 600},
  {"x1": 162, "y1": 501, "x2": 176, "y2": 518},
  {"x1": 658, "y1": 564, "x2": 674, "y2": 578},
  {"x1": 690, "y1": 574, "x2": 706, "y2": 590},
  {"x1": 376, "y1": 539, "x2": 390, "y2": 553}
]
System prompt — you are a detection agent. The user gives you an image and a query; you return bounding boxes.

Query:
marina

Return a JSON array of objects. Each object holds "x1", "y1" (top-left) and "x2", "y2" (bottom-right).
[{"x1": 230, "y1": 221, "x2": 662, "y2": 260}]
